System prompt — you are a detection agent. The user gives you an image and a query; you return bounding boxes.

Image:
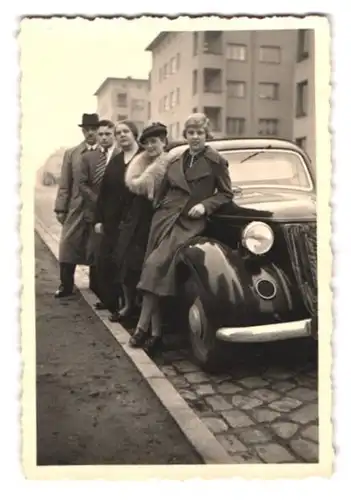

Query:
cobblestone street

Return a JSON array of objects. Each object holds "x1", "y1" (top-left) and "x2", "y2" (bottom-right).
[
  {"x1": 35, "y1": 185, "x2": 319, "y2": 464},
  {"x1": 155, "y1": 339, "x2": 318, "y2": 463}
]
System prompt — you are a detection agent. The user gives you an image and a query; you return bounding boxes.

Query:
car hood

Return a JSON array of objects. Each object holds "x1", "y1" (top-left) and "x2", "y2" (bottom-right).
[{"x1": 219, "y1": 188, "x2": 316, "y2": 222}]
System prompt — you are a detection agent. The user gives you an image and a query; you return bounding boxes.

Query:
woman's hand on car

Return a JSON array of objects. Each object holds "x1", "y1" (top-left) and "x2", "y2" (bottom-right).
[{"x1": 188, "y1": 203, "x2": 206, "y2": 219}]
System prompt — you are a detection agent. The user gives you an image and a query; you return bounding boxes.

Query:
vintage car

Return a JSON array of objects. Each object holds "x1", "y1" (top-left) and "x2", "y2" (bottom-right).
[{"x1": 165, "y1": 137, "x2": 317, "y2": 372}]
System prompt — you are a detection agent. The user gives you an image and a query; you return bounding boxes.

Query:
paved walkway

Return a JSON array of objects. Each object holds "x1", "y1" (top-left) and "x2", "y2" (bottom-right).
[{"x1": 36, "y1": 233, "x2": 201, "y2": 465}]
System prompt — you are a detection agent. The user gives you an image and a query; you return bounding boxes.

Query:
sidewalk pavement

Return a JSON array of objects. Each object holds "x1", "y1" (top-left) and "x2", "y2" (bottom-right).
[{"x1": 35, "y1": 232, "x2": 201, "y2": 466}]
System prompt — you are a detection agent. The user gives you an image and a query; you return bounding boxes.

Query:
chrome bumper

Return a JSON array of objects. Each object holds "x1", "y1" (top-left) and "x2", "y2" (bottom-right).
[{"x1": 216, "y1": 319, "x2": 312, "y2": 343}]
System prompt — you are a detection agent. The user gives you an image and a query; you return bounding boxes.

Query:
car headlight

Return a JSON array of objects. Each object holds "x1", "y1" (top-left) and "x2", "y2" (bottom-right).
[{"x1": 242, "y1": 221, "x2": 274, "y2": 255}]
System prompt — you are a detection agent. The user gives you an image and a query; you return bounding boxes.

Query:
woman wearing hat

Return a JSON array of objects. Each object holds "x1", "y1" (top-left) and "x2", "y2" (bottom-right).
[
  {"x1": 108, "y1": 122, "x2": 172, "y2": 324},
  {"x1": 129, "y1": 113, "x2": 233, "y2": 354}
]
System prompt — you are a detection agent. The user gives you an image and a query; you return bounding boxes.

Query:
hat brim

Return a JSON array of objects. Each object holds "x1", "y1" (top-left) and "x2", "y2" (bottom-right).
[
  {"x1": 140, "y1": 129, "x2": 167, "y2": 144},
  {"x1": 78, "y1": 123, "x2": 99, "y2": 128}
]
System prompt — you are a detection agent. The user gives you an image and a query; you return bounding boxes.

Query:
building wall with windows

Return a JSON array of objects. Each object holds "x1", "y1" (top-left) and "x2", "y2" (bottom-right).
[
  {"x1": 148, "y1": 32, "x2": 194, "y2": 140},
  {"x1": 94, "y1": 77, "x2": 149, "y2": 134},
  {"x1": 147, "y1": 30, "x2": 297, "y2": 140},
  {"x1": 293, "y1": 29, "x2": 316, "y2": 170}
]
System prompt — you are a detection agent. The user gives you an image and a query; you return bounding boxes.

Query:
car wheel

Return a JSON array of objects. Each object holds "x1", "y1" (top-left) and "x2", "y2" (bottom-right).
[{"x1": 188, "y1": 296, "x2": 231, "y2": 373}]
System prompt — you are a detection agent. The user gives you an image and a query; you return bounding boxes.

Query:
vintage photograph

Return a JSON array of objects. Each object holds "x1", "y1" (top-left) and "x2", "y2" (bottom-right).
[{"x1": 20, "y1": 15, "x2": 332, "y2": 478}]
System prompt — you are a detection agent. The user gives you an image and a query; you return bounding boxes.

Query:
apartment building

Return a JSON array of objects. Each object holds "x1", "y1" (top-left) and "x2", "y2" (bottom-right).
[
  {"x1": 94, "y1": 77, "x2": 149, "y2": 132},
  {"x1": 293, "y1": 29, "x2": 316, "y2": 169},
  {"x1": 146, "y1": 30, "x2": 298, "y2": 140}
]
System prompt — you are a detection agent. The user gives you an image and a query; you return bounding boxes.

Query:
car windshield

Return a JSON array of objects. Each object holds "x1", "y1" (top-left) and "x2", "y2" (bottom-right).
[{"x1": 222, "y1": 149, "x2": 312, "y2": 191}]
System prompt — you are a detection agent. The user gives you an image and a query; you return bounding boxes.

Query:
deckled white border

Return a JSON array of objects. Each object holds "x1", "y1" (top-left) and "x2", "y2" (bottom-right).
[
  {"x1": 22, "y1": 14, "x2": 331, "y2": 480},
  {"x1": 2, "y1": 0, "x2": 348, "y2": 497}
]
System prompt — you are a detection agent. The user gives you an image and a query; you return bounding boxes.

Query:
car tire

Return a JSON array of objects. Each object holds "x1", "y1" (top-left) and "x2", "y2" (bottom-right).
[{"x1": 188, "y1": 296, "x2": 232, "y2": 373}]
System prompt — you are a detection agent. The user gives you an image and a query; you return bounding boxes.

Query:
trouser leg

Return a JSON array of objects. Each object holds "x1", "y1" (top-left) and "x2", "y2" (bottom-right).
[
  {"x1": 89, "y1": 265, "x2": 99, "y2": 296},
  {"x1": 59, "y1": 263, "x2": 76, "y2": 291}
]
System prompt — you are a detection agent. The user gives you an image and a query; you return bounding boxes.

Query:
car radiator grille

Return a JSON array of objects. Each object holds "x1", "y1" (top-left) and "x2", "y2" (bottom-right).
[{"x1": 282, "y1": 222, "x2": 317, "y2": 318}]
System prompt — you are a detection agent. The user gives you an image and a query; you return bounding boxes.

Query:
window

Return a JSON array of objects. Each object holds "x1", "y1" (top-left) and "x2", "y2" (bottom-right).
[
  {"x1": 170, "y1": 90, "x2": 176, "y2": 108},
  {"x1": 296, "y1": 136, "x2": 307, "y2": 151},
  {"x1": 296, "y1": 80, "x2": 308, "y2": 117},
  {"x1": 258, "y1": 119, "x2": 279, "y2": 136},
  {"x1": 223, "y1": 150, "x2": 312, "y2": 190},
  {"x1": 259, "y1": 45, "x2": 281, "y2": 64},
  {"x1": 170, "y1": 57, "x2": 177, "y2": 74},
  {"x1": 159, "y1": 67, "x2": 163, "y2": 82},
  {"x1": 192, "y1": 70, "x2": 198, "y2": 95},
  {"x1": 176, "y1": 53, "x2": 181, "y2": 71},
  {"x1": 131, "y1": 99, "x2": 145, "y2": 110},
  {"x1": 227, "y1": 81, "x2": 246, "y2": 98},
  {"x1": 117, "y1": 114, "x2": 128, "y2": 121},
  {"x1": 175, "y1": 122, "x2": 180, "y2": 138},
  {"x1": 117, "y1": 93, "x2": 127, "y2": 107},
  {"x1": 193, "y1": 32, "x2": 199, "y2": 56},
  {"x1": 227, "y1": 117, "x2": 245, "y2": 136},
  {"x1": 297, "y1": 29, "x2": 309, "y2": 61},
  {"x1": 226, "y1": 44, "x2": 247, "y2": 61},
  {"x1": 147, "y1": 102, "x2": 151, "y2": 120},
  {"x1": 176, "y1": 87, "x2": 180, "y2": 105},
  {"x1": 164, "y1": 95, "x2": 170, "y2": 111},
  {"x1": 258, "y1": 82, "x2": 279, "y2": 100},
  {"x1": 163, "y1": 62, "x2": 168, "y2": 79}
]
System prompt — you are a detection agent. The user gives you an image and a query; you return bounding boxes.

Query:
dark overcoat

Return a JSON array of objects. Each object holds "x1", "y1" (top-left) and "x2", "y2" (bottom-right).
[
  {"x1": 79, "y1": 146, "x2": 119, "y2": 265},
  {"x1": 138, "y1": 145, "x2": 233, "y2": 297},
  {"x1": 119, "y1": 150, "x2": 173, "y2": 288},
  {"x1": 54, "y1": 142, "x2": 94, "y2": 265}
]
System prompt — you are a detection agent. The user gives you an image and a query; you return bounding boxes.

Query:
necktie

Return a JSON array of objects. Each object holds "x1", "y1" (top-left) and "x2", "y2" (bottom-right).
[{"x1": 93, "y1": 148, "x2": 108, "y2": 186}]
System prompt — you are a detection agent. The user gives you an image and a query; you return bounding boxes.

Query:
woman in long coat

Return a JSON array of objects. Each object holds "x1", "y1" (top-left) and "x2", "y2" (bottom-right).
[
  {"x1": 94, "y1": 120, "x2": 141, "y2": 317},
  {"x1": 129, "y1": 113, "x2": 233, "y2": 354},
  {"x1": 120, "y1": 122, "x2": 173, "y2": 317}
]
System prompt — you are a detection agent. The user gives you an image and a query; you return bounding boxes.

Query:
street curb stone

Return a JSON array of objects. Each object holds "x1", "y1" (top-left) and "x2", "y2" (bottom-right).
[{"x1": 35, "y1": 218, "x2": 234, "y2": 465}]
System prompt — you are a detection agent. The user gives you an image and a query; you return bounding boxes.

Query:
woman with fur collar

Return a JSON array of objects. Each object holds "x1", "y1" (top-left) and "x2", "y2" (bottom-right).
[{"x1": 107, "y1": 122, "x2": 170, "y2": 322}]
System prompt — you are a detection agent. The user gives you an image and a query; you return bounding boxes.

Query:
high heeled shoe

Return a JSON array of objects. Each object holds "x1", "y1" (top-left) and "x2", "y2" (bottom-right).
[
  {"x1": 144, "y1": 335, "x2": 163, "y2": 356},
  {"x1": 129, "y1": 328, "x2": 150, "y2": 348},
  {"x1": 109, "y1": 305, "x2": 138, "y2": 323}
]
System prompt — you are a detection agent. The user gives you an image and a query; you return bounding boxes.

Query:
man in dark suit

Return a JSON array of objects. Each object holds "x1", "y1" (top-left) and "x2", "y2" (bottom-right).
[
  {"x1": 79, "y1": 119, "x2": 118, "y2": 299},
  {"x1": 54, "y1": 113, "x2": 100, "y2": 298}
]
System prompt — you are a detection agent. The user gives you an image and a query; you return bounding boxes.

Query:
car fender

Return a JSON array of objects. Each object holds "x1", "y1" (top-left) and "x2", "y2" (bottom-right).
[{"x1": 177, "y1": 236, "x2": 305, "y2": 328}]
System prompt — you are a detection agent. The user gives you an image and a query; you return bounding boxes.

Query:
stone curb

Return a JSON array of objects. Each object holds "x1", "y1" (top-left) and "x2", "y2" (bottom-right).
[{"x1": 35, "y1": 217, "x2": 234, "y2": 465}]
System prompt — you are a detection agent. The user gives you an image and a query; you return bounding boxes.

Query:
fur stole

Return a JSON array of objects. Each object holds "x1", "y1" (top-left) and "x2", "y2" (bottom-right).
[{"x1": 125, "y1": 149, "x2": 180, "y2": 200}]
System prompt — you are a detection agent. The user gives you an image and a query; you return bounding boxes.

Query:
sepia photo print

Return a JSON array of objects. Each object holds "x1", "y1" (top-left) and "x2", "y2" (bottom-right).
[{"x1": 19, "y1": 15, "x2": 332, "y2": 479}]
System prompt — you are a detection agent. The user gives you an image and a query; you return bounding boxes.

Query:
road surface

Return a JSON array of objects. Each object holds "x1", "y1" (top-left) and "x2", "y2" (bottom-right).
[{"x1": 36, "y1": 233, "x2": 201, "y2": 465}]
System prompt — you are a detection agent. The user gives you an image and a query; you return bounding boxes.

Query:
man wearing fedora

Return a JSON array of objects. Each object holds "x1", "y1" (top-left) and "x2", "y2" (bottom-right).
[{"x1": 54, "y1": 113, "x2": 100, "y2": 298}]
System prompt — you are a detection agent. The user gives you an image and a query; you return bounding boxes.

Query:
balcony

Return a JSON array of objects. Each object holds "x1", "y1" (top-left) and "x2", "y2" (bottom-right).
[
  {"x1": 204, "y1": 106, "x2": 222, "y2": 133},
  {"x1": 203, "y1": 68, "x2": 222, "y2": 94},
  {"x1": 203, "y1": 31, "x2": 223, "y2": 55}
]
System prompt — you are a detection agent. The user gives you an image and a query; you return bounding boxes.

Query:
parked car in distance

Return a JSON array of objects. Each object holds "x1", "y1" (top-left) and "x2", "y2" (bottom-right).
[{"x1": 166, "y1": 137, "x2": 317, "y2": 372}]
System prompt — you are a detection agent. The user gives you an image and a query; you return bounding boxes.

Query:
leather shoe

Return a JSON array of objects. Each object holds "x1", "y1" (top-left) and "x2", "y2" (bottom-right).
[
  {"x1": 129, "y1": 328, "x2": 150, "y2": 348},
  {"x1": 144, "y1": 335, "x2": 163, "y2": 356},
  {"x1": 94, "y1": 302, "x2": 107, "y2": 311},
  {"x1": 54, "y1": 285, "x2": 74, "y2": 298}
]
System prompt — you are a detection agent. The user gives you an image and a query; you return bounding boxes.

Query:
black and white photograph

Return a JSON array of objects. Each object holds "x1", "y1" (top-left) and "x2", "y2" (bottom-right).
[{"x1": 19, "y1": 15, "x2": 332, "y2": 479}]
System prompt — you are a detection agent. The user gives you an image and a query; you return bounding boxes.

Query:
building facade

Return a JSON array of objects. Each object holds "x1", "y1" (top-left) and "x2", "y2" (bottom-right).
[
  {"x1": 94, "y1": 77, "x2": 149, "y2": 132},
  {"x1": 293, "y1": 29, "x2": 316, "y2": 170},
  {"x1": 147, "y1": 30, "x2": 298, "y2": 141}
]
